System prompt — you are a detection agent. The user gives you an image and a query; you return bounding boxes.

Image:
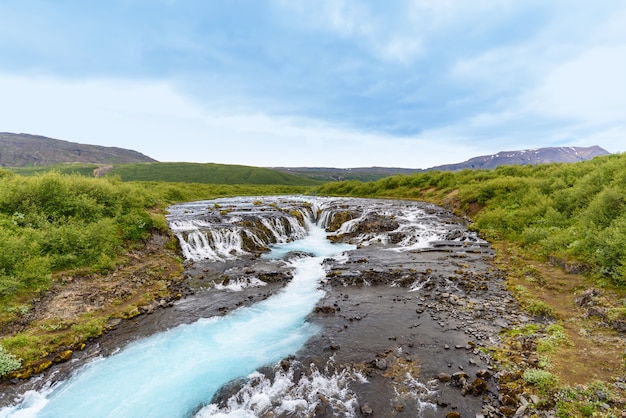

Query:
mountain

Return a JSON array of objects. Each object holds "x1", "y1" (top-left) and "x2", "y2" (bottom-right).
[
  {"x1": 429, "y1": 146, "x2": 610, "y2": 171},
  {"x1": 0, "y1": 132, "x2": 156, "y2": 166},
  {"x1": 274, "y1": 146, "x2": 611, "y2": 181}
]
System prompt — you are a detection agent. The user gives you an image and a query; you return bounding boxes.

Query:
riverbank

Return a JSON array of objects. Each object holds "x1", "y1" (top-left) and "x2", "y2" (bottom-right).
[{"x1": 3, "y1": 196, "x2": 626, "y2": 417}]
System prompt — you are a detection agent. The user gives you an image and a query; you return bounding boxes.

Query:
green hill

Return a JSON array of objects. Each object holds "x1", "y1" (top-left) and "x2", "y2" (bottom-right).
[
  {"x1": 6, "y1": 162, "x2": 323, "y2": 186},
  {"x1": 107, "y1": 162, "x2": 323, "y2": 185}
]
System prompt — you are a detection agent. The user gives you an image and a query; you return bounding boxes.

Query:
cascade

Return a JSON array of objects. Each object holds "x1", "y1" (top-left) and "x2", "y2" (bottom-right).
[
  {"x1": 0, "y1": 196, "x2": 488, "y2": 417},
  {"x1": 0, "y1": 197, "x2": 354, "y2": 418}
]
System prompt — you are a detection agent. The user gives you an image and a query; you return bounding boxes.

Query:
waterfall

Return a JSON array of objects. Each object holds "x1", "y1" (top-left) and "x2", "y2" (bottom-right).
[
  {"x1": 0, "y1": 196, "x2": 487, "y2": 417},
  {"x1": 0, "y1": 197, "x2": 355, "y2": 418}
]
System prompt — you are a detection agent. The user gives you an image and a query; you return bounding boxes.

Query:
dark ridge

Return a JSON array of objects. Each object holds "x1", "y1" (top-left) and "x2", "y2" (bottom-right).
[{"x1": 0, "y1": 132, "x2": 156, "y2": 167}]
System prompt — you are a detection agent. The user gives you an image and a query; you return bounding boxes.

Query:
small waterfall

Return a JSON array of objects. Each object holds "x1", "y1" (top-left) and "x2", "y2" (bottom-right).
[
  {"x1": 1, "y1": 202, "x2": 355, "y2": 418},
  {"x1": 0, "y1": 196, "x2": 488, "y2": 417},
  {"x1": 168, "y1": 198, "x2": 311, "y2": 262}
]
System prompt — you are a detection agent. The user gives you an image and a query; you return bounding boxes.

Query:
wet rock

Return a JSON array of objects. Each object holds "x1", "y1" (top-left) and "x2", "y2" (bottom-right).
[
  {"x1": 105, "y1": 318, "x2": 123, "y2": 330},
  {"x1": 468, "y1": 378, "x2": 488, "y2": 396},
  {"x1": 452, "y1": 371, "x2": 469, "y2": 386},
  {"x1": 438, "y1": 372, "x2": 452, "y2": 382},
  {"x1": 314, "y1": 306, "x2": 337, "y2": 314},
  {"x1": 476, "y1": 369, "x2": 492, "y2": 380},
  {"x1": 52, "y1": 350, "x2": 73, "y2": 363},
  {"x1": 360, "y1": 403, "x2": 373, "y2": 415},
  {"x1": 372, "y1": 358, "x2": 387, "y2": 371}
]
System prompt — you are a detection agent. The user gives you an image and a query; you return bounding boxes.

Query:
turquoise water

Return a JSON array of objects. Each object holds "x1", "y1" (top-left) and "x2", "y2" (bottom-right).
[{"x1": 1, "y1": 222, "x2": 354, "y2": 418}]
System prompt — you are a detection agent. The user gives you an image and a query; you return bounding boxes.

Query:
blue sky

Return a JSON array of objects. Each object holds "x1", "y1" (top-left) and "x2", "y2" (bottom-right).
[{"x1": 1, "y1": 1, "x2": 625, "y2": 168}]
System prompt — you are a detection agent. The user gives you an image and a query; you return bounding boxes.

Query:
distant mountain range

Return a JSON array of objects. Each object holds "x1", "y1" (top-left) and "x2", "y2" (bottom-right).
[
  {"x1": 0, "y1": 132, "x2": 156, "y2": 166},
  {"x1": 430, "y1": 145, "x2": 610, "y2": 171},
  {"x1": 0, "y1": 132, "x2": 611, "y2": 183},
  {"x1": 274, "y1": 146, "x2": 611, "y2": 181}
]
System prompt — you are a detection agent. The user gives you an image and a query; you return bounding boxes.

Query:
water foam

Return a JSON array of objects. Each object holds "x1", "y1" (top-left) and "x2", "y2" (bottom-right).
[
  {"x1": 0, "y1": 219, "x2": 354, "y2": 418},
  {"x1": 195, "y1": 362, "x2": 365, "y2": 418}
]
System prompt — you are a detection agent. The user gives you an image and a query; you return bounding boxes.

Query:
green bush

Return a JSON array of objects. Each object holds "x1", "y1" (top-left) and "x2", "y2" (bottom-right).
[
  {"x1": 318, "y1": 153, "x2": 626, "y2": 286},
  {"x1": 523, "y1": 368, "x2": 559, "y2": 393},
  {"x1": 0, "y1": 345, "x2": 22, "y2": 376}
]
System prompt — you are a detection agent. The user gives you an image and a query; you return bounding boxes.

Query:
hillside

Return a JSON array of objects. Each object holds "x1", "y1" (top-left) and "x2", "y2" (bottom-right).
[
  {"x1": 271, "y1": 166, "x2": 418, "y2": 182},
  {"x1": 108, "y1": 162, "x2": 322, "y2": 185},
  {"x1": 0, "y1": 133, "x2": 156, "y2": 166}
]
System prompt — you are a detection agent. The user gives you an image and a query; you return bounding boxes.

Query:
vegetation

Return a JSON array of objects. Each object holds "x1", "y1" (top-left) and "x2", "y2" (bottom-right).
[
  {"x1": 0, "y1": 168, "x2": 313, "y2": 377},
  {"x1": 8, "y1": 162, "x2": 323, "y2": 186},
  {"x1": 2, "y1": 152, "x2": 626, "y2": 415},
  {"x1": 318, "y1": 153, "x2": 626, "y2": 416},
  {"x1": 317, "y1": 153, "x2": 626, "y2": 286},
  {"x1": 0, "y1": 346, "x2": 21, "y2": 376}
]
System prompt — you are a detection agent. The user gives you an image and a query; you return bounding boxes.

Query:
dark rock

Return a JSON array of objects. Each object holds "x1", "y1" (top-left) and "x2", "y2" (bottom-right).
[
  {"x1": 314, "y1": 306, "x2": 337, "y2": 314},
  {"x1": 372, "y1": 358, "x2": 387, "y2": 371},
  {"x1": 476, "y1": 369, "x2": 492, "y2": 380},
  {"x1": 469, "y1": 378, "x2": 488, "y2": 396},
  {"x1": 575, "y1": 288, "x2": 601, "y2": 307},
  {"x1": 587, "y1": 306, "x2": 606, "y2": 319}
]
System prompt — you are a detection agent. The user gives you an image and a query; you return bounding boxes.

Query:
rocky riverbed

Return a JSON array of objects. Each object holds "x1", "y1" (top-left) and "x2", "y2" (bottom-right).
[
  {"x1": 1, "y1": 197, "x2": 536, "y2": 417},
  {"x1": 207, "y1": 235, "x2": 530, "y2": 417}
]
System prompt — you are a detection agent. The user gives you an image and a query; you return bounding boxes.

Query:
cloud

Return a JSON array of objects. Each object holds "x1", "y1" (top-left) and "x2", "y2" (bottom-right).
[
  {"x1": 528, "y1": 46, "x2": 626, "y2": 125},
  {"x1": 0, "y1": 73, "x2": 476, "y2": 168}
]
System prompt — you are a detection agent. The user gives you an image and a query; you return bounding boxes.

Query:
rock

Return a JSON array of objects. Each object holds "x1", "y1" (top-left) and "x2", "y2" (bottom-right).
[
  {"x1": 610, "y1": 319, "x2": 626, "y2": 333},
  {"x1": 513, "y1": 404, "x2": 527, "y2": 418},
  {"x1": 438, "y1": 372, "x2": 452, "y2": 382},
  {"x1": 315, "y1": 306, "x2": 337, "y2": 314},
  {"x1": 587, "y1": 306, "x2": 607, "y2": 319},
  {"x1": 105, "y1": 318, "x2": 123, "y2": 330},
  {"x1": 476, "y1": 369, "x2": 492, "y2": 380},
  {"x1": 469, "y1": 378, "x2": 488, "y2": 396},
  {"x1": 360, "y1": 403, "x2": 373, "y2": 415},
  {"x1": 575, "y1": 288, "x2": 601, "y2": 306},
  {"x1": 445, "y1": 412, "x2": 461, "y2": 418},
  {"x1": 499, "y1": 406, "x2": 516, "y2": 417},
  {"x1": 52, "y1": 350, "x2": 73, "y2": 363},
  {"x1": 372, "y1": 358, "x2": 387, "y2": 370}
]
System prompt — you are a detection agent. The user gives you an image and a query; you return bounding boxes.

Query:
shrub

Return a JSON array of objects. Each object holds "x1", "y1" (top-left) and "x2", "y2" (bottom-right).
[
  {"x1": 523, "y1": 368, "x2": 559, "y2": 393},
  {"x1": 527, "y1": 301, "x2": 557, "y2": 318},
  {"x1": 0, "y1": 346, "x2": 22, "y2": 376}
]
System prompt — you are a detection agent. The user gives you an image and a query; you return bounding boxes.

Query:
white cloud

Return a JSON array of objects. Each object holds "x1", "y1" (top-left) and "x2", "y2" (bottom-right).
[
  {"x1": 528, "y1": 46, "x2": 626, "y2": 125},
  {"x1": 0, "y1": 74, "x2": 471, "y2": 168}
]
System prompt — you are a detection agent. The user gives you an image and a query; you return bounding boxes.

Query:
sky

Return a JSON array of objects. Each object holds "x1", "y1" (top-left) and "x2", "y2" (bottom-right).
[{"x1": 1, "y1": 1, "x2": 625, "y2": 169}]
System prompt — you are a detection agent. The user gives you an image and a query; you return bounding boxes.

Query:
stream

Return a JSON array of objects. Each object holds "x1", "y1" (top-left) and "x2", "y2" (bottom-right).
[{"x1": 1, "y1": 196, "x2": 523, "y2": 417}]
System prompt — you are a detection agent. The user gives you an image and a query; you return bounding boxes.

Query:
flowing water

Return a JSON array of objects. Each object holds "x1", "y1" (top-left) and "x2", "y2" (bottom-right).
[
  {"x1": 1, "y1": 196, "x2": 487, "y2": 417},
  {"x1": 1, "y1": 199, "x2": 354, "y2": 418}
]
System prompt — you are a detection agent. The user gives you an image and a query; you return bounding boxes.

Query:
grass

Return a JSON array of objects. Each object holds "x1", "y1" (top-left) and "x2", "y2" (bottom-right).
[{"x1": 6, "y1": 162, "x2": 324, "y2": 186}]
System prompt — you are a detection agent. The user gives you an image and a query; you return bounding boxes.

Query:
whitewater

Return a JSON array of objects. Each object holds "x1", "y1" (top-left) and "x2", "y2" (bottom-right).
[{"x1": 0, "y1": 217, "x2": 354, "y2": 418}]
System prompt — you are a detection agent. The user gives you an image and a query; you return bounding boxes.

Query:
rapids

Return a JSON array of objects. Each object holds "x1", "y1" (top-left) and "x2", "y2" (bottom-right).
[
  {"x1": 0, "y1": 199, "x2": 354, "y2": 418},
  {"x1": 1, "y1": 196, "x2": 487, "y2": 417}
]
